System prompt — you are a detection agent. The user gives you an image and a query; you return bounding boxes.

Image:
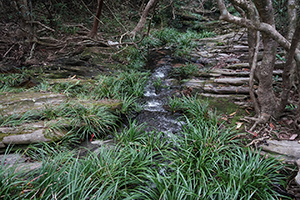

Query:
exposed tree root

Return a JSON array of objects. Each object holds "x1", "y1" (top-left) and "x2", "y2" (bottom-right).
[
  {"x1": 246, "y1": 136, "x2": 270, "y2": 147},
  {"x1": 244, "y1": 113, "x2": 270, "y2": 132}
]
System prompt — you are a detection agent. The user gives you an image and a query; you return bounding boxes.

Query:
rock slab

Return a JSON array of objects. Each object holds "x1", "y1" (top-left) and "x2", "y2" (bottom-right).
[{"x1": 2, "y1": 129, "x2": 52, "y2": 145}]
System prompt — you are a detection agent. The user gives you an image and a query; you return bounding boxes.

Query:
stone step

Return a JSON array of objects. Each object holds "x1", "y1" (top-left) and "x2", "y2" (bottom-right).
[
  {"x1": 214, "y1": 77, "x2": 249, "y2": 85},
  {"x1": 226, "y1": 63, "x2": 250, "y2": 69},
  {"x1": 200, "y1": 93, "x2": 249, "y2": 100},
  {"x1": 203, "y1": 84, "x2": 249, "y2": 94},
  {"x1": 0, "y1": 92, "x2": 66, "y2": 115},
  {"x1": 211, "y1": 69, "x2": 250, "y2": 76}
]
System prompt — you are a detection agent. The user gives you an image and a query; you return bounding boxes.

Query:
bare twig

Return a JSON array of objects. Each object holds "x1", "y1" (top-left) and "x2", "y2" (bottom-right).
[
  {"x1": 26, "y1": 21, "x2": 55, "y2": 32},
  {"x1": 3, "y1": 44, "x2": 15, "y2": 58},
  {"x1": 27, "y1": 42, "x2": 36, "y2": 60}
]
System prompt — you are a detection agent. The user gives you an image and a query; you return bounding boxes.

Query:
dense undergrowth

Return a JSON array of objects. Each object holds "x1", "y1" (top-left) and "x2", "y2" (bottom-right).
[{"x1": 1, "y1": 96, "x2": 288, "y2": 199}]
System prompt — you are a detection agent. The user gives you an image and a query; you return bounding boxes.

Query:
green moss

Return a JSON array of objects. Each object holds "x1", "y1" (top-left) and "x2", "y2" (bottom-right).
[
  {"x1": 198, "y1": 96, "x2": 253, "y2": 130},
  {"x1": 0, "y1": 133, "x2": 7, "y2": 141}
]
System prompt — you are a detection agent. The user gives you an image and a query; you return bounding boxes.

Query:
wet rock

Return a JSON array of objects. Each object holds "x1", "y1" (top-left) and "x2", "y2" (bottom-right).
[{"x1": 0, "y1": 142, "x2": 5, "y2": 148}]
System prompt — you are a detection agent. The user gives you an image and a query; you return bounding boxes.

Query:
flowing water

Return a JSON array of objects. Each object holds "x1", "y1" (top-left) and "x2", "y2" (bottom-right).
[{"x1": 134, "y1": 51, "x2": 183, "y2": 135}]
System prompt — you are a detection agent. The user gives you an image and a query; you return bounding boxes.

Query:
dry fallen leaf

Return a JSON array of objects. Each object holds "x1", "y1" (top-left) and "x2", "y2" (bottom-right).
[
  {"x1": 269, "y1": 123, "x2": 275, "y2": 130},
  {"x1": 289, "y1": 134, "x2": 298, "y2": 140},
  {"x1": 229, "y1": 110, "x2": 238, "y2": 117},
  {"x1": 235, "y1": 122, "x2": 243, "y2": 130},
  {"x1": 245, "y1": 109, "x2": 250, "y2": 115},
  {"x1": 70, "y1": 75, "x2": 76, "y2": 79}
]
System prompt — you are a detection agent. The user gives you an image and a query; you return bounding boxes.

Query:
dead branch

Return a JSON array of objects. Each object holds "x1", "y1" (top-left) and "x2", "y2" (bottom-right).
[
  {"x1": 26, "y1": 21, "x2": 55, "y2": 32},
  {"x1": 28, "y1": 42, "x2": 36, "y2": 60},
  {"x1": 3, "y1": 44, "x2": 15, "y2": 58}
]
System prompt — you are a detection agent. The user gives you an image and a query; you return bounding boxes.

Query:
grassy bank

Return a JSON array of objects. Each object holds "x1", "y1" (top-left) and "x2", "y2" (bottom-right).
[{"x1": 1, "y1": 96, "x2": 288, "y2": 199}]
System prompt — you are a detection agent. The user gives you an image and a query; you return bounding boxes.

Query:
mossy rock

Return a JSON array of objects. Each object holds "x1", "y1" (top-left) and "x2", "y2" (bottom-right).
[{"x1": 0, "y1": 92, "x2": 66, "y2": 115}]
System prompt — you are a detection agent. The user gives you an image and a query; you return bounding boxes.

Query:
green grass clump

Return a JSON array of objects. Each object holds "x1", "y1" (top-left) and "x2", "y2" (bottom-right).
[
  {"x1": 0, "y1": 69, "x2": 36, "y2": 93},
  {"x1": 143, "y1": 28, "x2": 215, "y2": 58},
  {"x1": 0, "y1": 149, "x2": 26, "y2": 199},
  {"x1": 41, "y1": 101, "x2": 119, "y2": 140},
  {"x1": 168, "y1": 95, "x2": 218, "y2": 124},
  {"x1": 94, "y1": 70, "x2": 149, "y2": 99},
  {"x1": 171, "y1": 63, "x2": 200, "y2": 79}
]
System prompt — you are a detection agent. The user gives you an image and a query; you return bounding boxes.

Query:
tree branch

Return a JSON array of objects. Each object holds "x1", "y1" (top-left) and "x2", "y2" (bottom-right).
[
  {"x1": 249, "y1": 31, "x2": 260, "y2": 115},
  {"x1": 216, "y1": 0, "x2": 300, "y2": 62}
]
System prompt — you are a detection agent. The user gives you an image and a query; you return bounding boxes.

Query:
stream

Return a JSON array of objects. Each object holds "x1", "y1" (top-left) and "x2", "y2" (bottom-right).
[{"x1": 135, "y1": 52, "x2": 183, "y2": 135}]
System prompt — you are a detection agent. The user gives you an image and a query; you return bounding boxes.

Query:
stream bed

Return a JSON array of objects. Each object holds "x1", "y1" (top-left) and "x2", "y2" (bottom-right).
[{"x1": 135, "y1": 53, "x2": 183, "y2": 134}]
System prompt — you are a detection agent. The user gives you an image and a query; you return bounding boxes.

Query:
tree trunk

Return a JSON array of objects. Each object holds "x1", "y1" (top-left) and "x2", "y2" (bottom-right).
[
  {"x1": 253, "y1": 0, "x2": 278, "y2": 118},
  {"x1": 131, "y1": 0, "x2": 159, "y2": 37},
  {"x1": 287, "y1": 0, "x2": 297, "y2": 41},
  {"x1": 88, "y1": 0, "x2": 104, "y2": 38},
  {"x1": 280, "y1": 20, "x2": 300, "y2": 111},
  {"x1": 15, "y1": 0, "x2": 34, "y2": 39}
]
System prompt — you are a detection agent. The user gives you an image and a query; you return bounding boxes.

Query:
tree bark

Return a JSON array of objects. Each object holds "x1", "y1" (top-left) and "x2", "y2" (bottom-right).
[
  {"x1": 15, "y1": 0, "x2": 34, "y2": 39},
  {"x1": 88, "y1": 0, "x2": 104, "y2": 38},
  {"x1": 288, "y1": 0, "x2": 297, "y2": 41},
  {"x1": 131, "y1": 0, "x2": 159, "y2": 37},
  {"x1": 253, "y1": 0, "x2": 278, "y2": 118},
  {"x1": 280, "y1": 20, "x2": 300, "y2": 112}
]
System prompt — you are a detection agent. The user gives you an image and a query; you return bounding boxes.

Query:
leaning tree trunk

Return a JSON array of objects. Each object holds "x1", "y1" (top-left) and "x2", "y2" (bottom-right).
[
  {"x1": 88, "y1": 0, "x2": 104, "y2": 38},
  {"x1": 252, "y1": 0, "x2": 278, "y2": 121},
  {"x1": 130, "y1": 0, "x2": 159, "y2": 37}
]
